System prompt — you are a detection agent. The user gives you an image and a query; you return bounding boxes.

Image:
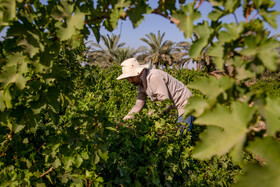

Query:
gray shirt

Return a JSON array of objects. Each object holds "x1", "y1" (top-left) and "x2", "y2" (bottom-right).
[{"x1": 124, "y1": 69, "x2": 193, "y2": 119}]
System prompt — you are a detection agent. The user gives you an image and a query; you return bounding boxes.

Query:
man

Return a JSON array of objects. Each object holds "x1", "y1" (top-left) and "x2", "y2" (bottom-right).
[{"x1": 117, "y1": 58, "x2": 194, "y2": 131}]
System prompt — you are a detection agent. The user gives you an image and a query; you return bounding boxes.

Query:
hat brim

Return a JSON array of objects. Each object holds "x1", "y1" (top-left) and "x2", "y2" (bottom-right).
[{"x1": 117, "y1": 64, "x2": 149, "y2": 80}]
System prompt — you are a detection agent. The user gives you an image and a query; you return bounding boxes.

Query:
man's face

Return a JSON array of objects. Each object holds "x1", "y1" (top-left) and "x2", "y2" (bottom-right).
[{"x1": 127, "y1": 76, "x2": 142, "y2": 86}]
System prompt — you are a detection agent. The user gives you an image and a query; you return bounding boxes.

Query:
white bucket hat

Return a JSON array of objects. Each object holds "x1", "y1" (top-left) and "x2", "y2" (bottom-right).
[{"x1": 116, "y1": 58, "x2": 149, "y2": 80}]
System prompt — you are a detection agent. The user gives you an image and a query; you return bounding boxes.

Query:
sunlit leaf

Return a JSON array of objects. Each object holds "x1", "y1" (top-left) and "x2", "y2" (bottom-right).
[
  {"x1": 187, "y1": 76, "x2": 234, "y2": 101},
  {"x1": 183, "y1": 96, "x2": 210, "y2": 117},
  {"x1": 241, "y1": 36, "x2": 279, "y2": 71},
  {"x1": 193, "y1": 102, "x2": 255, "y2": 162},
  {"x1": 257, "y1": 38, "x2": 279, "y2": 71},
  {"x1": 13, "y1": 123, "x2": 25, "y2": 133},
  {"x1": 235, "y1": 137, "x2": 280, "y2": 187},
  {"x1": 259, "y1": 9, "x2": 279, "y2": 29},
  {"x1": 0, "y1": 90, "x2": 5, "y2": 111},
  {"x1": 0, "y1": 0, "x2": 16, "y2": 28},
  {"x1": 263, "y1": 97, "x2": 280, "y2": 135},
  {"x1": 53, "y1": 158, "x2": 61, "y2": 168},
  {"x1": 75, "y1": 155, "x2": 83, "y2": 168},
  {"x1": 190, "y1": 21, "x2": 214, "y2": 58},
  {"x1": 110, "y1": 0, "x2": 131, "y2": 29},
  {"x1": 207, "y1": 41, "x2": 224, "y2": 70},
  {"x1": 172, "y1": 2, "x2": 201, "y2": 39},
  {"x1": 0, "y1": 65, "x2": 26, "y2": 90},
  {"x1": 219, "y1": 22, "x2": 244, "y2": 43},
  {"x1": 56, "y1": 8, "x2": 85, "y2": 41}
]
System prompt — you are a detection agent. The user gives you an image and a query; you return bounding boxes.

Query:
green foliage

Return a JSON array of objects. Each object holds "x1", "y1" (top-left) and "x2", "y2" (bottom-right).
[
  {"x1": 235, "y1": 137, "x2": 280, "y2": 187},
  {"x1": 250, "y1": 78, "x2": 280, "y2": 97},
  {"x1": 0, "y1": 0, "x2": 279, "y2": 186},
  {"x1": 172, "y1": 2, "x2": 201, "y2": 38}
]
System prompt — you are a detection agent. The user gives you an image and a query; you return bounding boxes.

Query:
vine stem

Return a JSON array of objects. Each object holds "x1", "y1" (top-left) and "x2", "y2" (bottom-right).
[
  {"x1": 233, "y1": 12, "x2": 239, "y2": 24},
  {"x1": 151, "y1": 9, "x2": 180, "y2": 26},
  {"x1": 196, "y1": 0, "x2": 205, "y2": 9},
  {"x1": 249, "y1": 12, "x2": 259, "y2": 22},
  {"x1": 37, "y1": 142, "x2": 46, "y2": 152},
  {"x1": 0, "y1": 128, "x2": 13, "y2": 158},
  {"x1": 40, "y1": 167, "x2": 54, "y2": 177}
]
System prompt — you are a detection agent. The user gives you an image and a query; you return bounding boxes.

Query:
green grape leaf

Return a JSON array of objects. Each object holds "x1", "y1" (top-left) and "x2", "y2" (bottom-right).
[
  {"x1": 208, "y1": 0, "x2": 224, "y2": 6},
  {"x1": 94, "y1": 152, "x2": 100, "y2": 164},
  {"x1": 98, "y1": 149, "x2": 109, "y2": 161},
  {"x1": 81, "y1": 152, "x2": 89, "y2": 160},
  {"x1": 5, "y1": 52, "x2": 29, "y2": 74},
  {"x1": 263, "y1": 97, "x2": 280, "y2": 135},
  {"x1": 17, "y1": 30, "x2": 44, "y2": 58},
  {"x1": 75, "y1": 155, "x2": 83, "y2": 168},
  {"x1": 0, "y1": 90, "x2": 5, "y2": 111},
  {"x1": 190, "y1": 21, "x2": 214, "y2": 58},
  {"x1": 227, "y1": 56, "x2": 256, "y2": 81},
  {"x1": 235, "y1": 66, "x2": 256, "y2": 81},
  {"x1": 46, "y1": 87, "x2": 60, "y2": 113},
  {"x1": 208, "y1": 7, "x2": 225, "y2": 21},
  {"x1": 56, "y1": 8, "x2": 85, "y2": 41},
  {"x1": 240, "y1": 34, "x2": 259, "y2": 56},
  {"x1": 207, "y1": 41, "x2": 224, "y2": 70},
  {"x1": 0, "y1": 0, "x2": 16, "y2": 28},
  {"x1": 192, "y1": 102, "x2": 255, "y2": 162},
  {"x1": 235, "y1": 137, "x2": 280, "y2": 187},
  {"x1": 18, "y1": 38, "x2": 40, "y2": 58},
  {"x1": 0, "y1": 65, "x2": 26, "y2": 90},
  {"x1": 127, "y1": 2, "x2": 152, "y2": 28},
  {"x1": 253, "y1": 0, "x2": 275, "y2": 9},
  {"x1": 172, "y1": 2, "x2": 201, "y2": 39},
  {"x1": 241, "y1": 36, "x2": 279, "y2": 71},
  {"x1": 259, "y1": 9, "x2": 279, "y2": 29},
  {"x1": 52, "y1": 158, "x2": 61, "y2": 169},
  {"x1": 224, "y1": 0, "x2": 240, "y2": 13},
  {"x1": 13, "y1": 123, "x2": 25, "y2": 133},
  {"x1": 219, "y1": 22, "x2": 244, "y2": 43},
  {"x1": 63, "y1": 156, "x2": 74, "y2": 172},
  {"x1": 58, "y1": 1, "x2": 74, "y2": 17},
  {"x1": 183, "y1": 96, "x2": 210, "y2": 117},
  {"x1": 162, "y1": 0, "x2": 176, "y2": 11},
  {"x1": 6, "y1": 52, "x2": 25, "y2": 66},
  {"x1": 110, "y1": 0, "x2": 131, "y2": 29},
  {"x1": 2, "y1": 86, "x2": 12, "y2": 109},
  {"x1": 257, "y1": 38, "x2": 279, "y2": 71},
  {"x1": 187, "y1": 76, "x2": 234, "y2": 101}
]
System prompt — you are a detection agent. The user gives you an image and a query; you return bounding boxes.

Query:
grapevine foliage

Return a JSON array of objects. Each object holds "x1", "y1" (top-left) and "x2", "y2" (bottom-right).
[{"x1": 0, "y1": 0, "x2": 280, "y2": 186}]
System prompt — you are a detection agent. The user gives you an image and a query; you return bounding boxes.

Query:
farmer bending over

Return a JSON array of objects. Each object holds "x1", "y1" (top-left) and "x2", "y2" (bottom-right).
[{"x1": 117, "y1": 58, "x2": 194, "y2": 131}]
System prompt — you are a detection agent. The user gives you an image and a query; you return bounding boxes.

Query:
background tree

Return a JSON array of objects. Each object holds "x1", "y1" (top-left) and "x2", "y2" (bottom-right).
[
  {"x1": 137, "y1": 31, "x2": 176, "y2": 69},
  {"x1": 172, "y1": 41, "x2": 193, "y2": 69},
  {"x1": 87, "y1": 34, "x2": 126, "y2": 67},
  {"x1": 112, "y1": 47, "x2": 138, "y2": 64}
]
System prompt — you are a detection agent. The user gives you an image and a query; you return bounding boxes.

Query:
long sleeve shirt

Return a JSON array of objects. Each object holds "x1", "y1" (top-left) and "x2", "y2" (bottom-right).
[{"x1": 124, "y1": 69, "x2": 193, "y2": 119}]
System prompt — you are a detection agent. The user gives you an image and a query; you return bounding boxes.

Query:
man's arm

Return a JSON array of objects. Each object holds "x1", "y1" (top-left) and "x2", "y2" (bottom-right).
[{"x1": 123, "y1": 90, "x2": 146, "y2": 120}]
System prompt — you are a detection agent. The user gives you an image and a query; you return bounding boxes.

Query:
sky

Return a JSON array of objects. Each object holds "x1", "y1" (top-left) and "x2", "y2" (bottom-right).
[{"x1": 0, "y1": 0, "x2": 279, "y2": 49}]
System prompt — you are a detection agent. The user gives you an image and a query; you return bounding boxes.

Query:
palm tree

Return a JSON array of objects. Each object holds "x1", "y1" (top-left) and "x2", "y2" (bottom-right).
[
  {"x1": 87, "y1": 34, "x2": 127, "y2": 67},
  {"x1": 112, "y1": 47, "x2": 138, "y2": 64},
  {"x1": 172, "y1": 41, "x2": 193, "y2": 69},
  {"x1": 137, "y1": 31, "x2": 176, "y2": 69}
]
